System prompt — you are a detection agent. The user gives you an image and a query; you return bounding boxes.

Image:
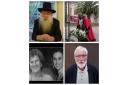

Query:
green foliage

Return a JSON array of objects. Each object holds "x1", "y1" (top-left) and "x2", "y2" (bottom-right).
[{"x1": 76, "y1": 1, "x2": 99, "y2": 19}]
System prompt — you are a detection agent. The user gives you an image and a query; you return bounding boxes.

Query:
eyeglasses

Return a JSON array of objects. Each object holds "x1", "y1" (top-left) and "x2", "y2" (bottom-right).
[{"x1": 75, "y1": 55, "x2": 87, "y2": 59}]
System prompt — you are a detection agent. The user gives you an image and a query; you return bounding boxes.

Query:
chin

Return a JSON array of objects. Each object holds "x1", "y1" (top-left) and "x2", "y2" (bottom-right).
[
  {"x1": 77, "y1": 63, "x2": 86, "y2": 69},
  {"x1": 55, "y1": 67, "x2": 60, "y2": 70},
  {"x1": 31, "y1": 68, "x2": 40, "y2": 73}
]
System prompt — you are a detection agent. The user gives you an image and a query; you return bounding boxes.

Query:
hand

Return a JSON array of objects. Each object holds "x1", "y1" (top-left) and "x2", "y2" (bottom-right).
[
  {"x1": 47, "y1": 36, "x2": 55, "y2": 42},
  {"x1": 43, "y1": 34, "x2": 55, "y2": 42},
  {"x1": 36, "y1": 35, "x2": 44, "y2": 41},
  {"x1": 36, "y1": 34, "x2": 49, "y2": 41},
  {"x1": 36, "y1": 34, "x2": 55, "y2": 42},
  {"x1": 57, "y1": 68, "x2": 63, "y2": 80}
]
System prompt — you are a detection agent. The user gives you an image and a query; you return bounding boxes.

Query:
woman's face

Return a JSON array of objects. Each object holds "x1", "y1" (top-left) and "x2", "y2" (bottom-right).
[
  {"x1": 53, "y1": 52, "x2": 63, "y2": 70},
  {"x1": 29, "y1": 55, "x2": 42, "y2": 73}
]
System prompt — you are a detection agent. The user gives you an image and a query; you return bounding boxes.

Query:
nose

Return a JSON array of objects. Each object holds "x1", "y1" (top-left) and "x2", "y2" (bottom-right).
[
  {"x1": 79, "y1": 55, "x2": 83, "y2": 59},
  {"x1": 79, "y1": 55, "x2": 85, "y2": 61},
  {"x1": 56, "y1": 60, "x2": 59, "y2": 65},
  {"x1": 33, "y1": 61, "x2": 37, "y2": 66}
]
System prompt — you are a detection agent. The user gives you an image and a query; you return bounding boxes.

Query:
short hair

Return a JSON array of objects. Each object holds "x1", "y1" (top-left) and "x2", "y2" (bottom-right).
[
  {"x1": 29, "y1": 49, "x2": 44, "y2": 64},
  {"x1": 74, "y1": 46, "x2": 88, "y2": 57}
]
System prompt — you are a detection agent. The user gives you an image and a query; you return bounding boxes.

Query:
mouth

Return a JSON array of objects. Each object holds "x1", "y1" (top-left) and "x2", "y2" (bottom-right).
[
  {"x1": 31, "y1": 65, "x2": 40, "y2": 70},
  {"x1": 55, "y1": 65, "x2": 60, "y2": 67},
  {"x1": 55, "y1": 65, "x2": 61, "y2": 68},
  {"x1": 79, "y1": 62, "x2": 84, "y2": 64}
]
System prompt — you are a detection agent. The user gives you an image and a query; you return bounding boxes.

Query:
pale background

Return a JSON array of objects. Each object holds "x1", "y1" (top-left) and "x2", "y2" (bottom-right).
[{"x1": 0, "y1": 0, "x2": 128, "y2": 85}]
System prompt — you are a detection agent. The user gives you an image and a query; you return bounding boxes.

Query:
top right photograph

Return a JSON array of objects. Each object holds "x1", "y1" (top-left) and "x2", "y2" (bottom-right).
[{"x1": 65, "y1": 1, "x2": 99, "y2": 42}]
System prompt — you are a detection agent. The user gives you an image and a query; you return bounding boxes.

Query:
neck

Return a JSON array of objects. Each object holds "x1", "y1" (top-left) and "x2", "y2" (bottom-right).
[{"x1": 31, "y1": 70, "x2": 41, "y2": 76}]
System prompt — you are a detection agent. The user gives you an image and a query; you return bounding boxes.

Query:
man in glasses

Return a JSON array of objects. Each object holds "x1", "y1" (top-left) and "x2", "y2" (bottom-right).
[{"x1": 65, "y1": 46, "x2": 99, "y2": 84}]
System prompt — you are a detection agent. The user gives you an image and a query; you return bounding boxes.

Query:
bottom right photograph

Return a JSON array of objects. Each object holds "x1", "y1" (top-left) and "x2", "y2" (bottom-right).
[{"x1": 65, "y1": 43, "x2": 99, "y2": 84}]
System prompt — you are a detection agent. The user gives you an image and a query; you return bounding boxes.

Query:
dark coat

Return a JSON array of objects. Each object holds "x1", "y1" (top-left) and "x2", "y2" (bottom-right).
[
  {"x1": 65, "y1": 63, "x2": 99, "y2": 84},
  {"x1": 32, "y1": 18, "x2": 62, "y2": 41}
]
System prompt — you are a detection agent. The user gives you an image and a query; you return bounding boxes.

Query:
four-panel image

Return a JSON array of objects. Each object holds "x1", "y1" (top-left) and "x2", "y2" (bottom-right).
[{"x1": 29, "y1": 1, "x2": 99, "y2": 84}]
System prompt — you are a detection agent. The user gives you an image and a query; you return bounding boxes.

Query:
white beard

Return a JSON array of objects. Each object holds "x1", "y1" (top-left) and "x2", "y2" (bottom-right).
[
  {"x1": 39, "y1": 16, "x2": 53, "y2": 33},
  {"x1": 76, "y1": 60, "x2": 87, "y2": 69}
]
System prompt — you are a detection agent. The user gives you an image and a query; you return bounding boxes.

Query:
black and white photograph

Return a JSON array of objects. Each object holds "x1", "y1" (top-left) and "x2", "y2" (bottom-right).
[{"x1": 29, "y1": 43, "x2": 63, "y2": 83}]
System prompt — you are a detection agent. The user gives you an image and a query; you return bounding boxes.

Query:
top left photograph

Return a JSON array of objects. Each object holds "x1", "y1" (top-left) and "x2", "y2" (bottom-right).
[{"x1": 29, "y1": 1, "x2": 64, "y2": 42}]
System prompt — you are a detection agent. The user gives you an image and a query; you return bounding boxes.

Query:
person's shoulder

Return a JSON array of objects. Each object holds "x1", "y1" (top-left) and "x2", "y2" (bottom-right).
[
  {"x1": 87, "y1": 63, "x2": 98, "y2": 72},
  {"x1": 29, "y1": 73, "x2": 32, "y2": 81},
  {"x1": 34, "y1": 18, "x2": 39, "y2": 23},
  {"x1": 66, "y1": 64, "x2": 77, "y2": 73},
  {"x1": 53, "y1": 18, "x2": 59, "y2": 23},
  {"x1": 42, "y1": 67, "x2": 56, "y2": 80}
]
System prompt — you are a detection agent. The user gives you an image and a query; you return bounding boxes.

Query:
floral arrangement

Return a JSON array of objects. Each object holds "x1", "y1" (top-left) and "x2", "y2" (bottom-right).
[{"x1": 70, "y1": 28, "x2": 87, "y2": 41}]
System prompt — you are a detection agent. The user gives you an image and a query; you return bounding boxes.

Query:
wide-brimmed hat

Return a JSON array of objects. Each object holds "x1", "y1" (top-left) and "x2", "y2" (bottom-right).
[{"x1": 38, "y1": 2, "x2": 56, "y2": 13}]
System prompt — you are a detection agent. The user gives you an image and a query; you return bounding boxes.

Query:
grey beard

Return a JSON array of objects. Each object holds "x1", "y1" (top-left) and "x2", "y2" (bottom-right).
[{"x1": 39, "y1": 16, "x2": 53, "y2": 33}]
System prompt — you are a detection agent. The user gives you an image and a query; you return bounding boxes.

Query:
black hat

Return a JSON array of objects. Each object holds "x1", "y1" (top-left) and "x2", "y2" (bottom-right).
[{"x1": 38, "y1": 2, "x2": 56, "y2": 13}]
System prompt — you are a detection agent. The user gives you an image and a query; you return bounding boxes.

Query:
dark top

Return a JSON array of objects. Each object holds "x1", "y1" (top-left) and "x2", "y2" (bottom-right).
[
  {"x1": 65, "y1": 63, "x2": 99, "y2": 84},
  {"x1": 32, "y1": 18, "x2": 62, "y2": 41}
]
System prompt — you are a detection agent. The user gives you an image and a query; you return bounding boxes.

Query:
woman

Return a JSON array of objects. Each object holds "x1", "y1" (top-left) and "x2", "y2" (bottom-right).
[
  {"x1": 53, "y1": 51, "x2": 63, "y2": 81},
  {"x1": 83, "y1": 15, "x2": 96, "y2": 41},
  {"x1": 29, "y1": 49, "x2": 55, "y2": 81}
]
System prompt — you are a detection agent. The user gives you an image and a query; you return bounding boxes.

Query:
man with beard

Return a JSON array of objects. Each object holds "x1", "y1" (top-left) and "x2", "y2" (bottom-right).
[
  {"x1": 32, "y1": 2, "x2": 62, "y2": 41},
  {"x1": 65, "y1": 46, "x2": 99, "y2": 84}
]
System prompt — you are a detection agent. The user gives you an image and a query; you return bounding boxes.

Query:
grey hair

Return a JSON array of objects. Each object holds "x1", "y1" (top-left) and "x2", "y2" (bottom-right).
[{"x1": 74, "y1": 46, "x2": 88, "y2": 57}]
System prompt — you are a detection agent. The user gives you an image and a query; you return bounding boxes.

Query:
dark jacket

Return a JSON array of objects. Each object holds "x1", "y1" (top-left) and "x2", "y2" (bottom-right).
[
  {"x1": 65, "y1": 63, "x2": 99, "y2": 84},
  {"x1": 32, "y1": 18, "x2": 62, "y2": 41}
]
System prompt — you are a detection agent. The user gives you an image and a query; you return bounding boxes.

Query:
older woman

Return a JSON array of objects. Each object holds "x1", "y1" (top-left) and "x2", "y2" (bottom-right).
[
  {"x1": 53, "y1": 51, "x2": 63, "y2": 81},
  {"x1": 29, "y1": 49, "x2": 55, "y2": 81}
]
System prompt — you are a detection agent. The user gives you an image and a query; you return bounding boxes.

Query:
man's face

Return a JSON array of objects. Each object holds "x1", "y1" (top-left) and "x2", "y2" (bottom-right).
[
  {"x1": 74, "y1": 49, "x2": 87, "y2": 69},
  {"x1": 41, "y1": 11, "x2": 52, "y2": 20},
  {"x1": 53, "y1": 52, "x2": 63, "y2": 70}
]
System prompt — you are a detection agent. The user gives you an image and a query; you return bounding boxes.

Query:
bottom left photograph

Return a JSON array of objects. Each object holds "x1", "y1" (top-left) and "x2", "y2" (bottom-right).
[{"x1": 29, "y1": 43, "x2": 63, "y2": 84}]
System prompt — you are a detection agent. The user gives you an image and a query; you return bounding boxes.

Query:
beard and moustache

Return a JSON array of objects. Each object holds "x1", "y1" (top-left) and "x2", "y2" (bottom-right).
[
  {"x1": 75, "y1": 59, "x2": 87, "y2": 70},
  {"x1": 39, "y1": 15, "x2": 53, "y2": 33},
  {"x1": 77, "y1": 61, "x2": 87, "y2": 69}
]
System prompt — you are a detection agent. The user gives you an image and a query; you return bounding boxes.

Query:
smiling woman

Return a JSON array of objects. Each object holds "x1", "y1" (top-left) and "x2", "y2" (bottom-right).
[
  {"x1": 29, "y1": 43, "x2": 63, "y2": 83},
  {"x1": 29, "y1": 49, "x2": 55, "y2": 81},
  {"x1": 53, "y1": 51, "x2": 63, "y2": 81}
]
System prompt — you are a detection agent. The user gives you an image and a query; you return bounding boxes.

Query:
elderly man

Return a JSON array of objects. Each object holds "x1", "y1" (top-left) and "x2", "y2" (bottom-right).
[
  {"x1": 65, "y1": 46, "x2": 99, "y2": 84},
  {"x1": 32, "y1": 2, "x2": 62, "y2": 41}
]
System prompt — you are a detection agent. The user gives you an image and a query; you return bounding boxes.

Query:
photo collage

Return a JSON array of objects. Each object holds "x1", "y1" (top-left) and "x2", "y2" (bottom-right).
[{"x1": 29, "y1": 1, "x2": 99, "y2": 84}]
